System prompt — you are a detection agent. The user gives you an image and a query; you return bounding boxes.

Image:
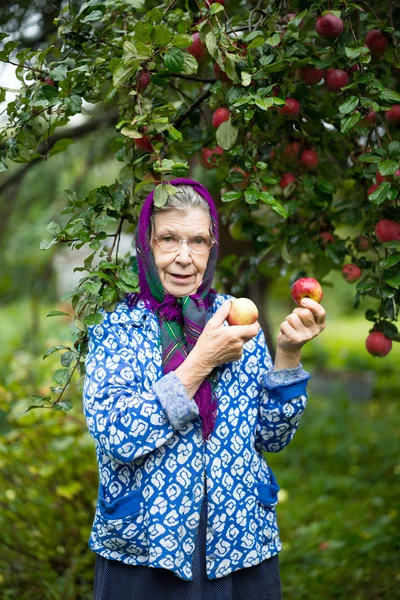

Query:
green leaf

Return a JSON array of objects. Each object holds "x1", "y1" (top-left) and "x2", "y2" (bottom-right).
[
  {"x1": 40, "y1": 238, "x2": 58, "y2": 250},
  {"x1": 205, "y1": 31, "x2": 218, "y2": 58},
  {"x1": 216, "y1": 118, "x2": 238, "y2": 150},
  {"x1": 172, "y1": 34, "x2": 194, "y2": 49},
  {"x1": 255, "y1": 97, "x2": 274, "y2": 111},
  {"x1": 388, "y1": 141, "x2": 400, "y2": 159},
  {"x1": 164, "y1": 47, "x2": 185, "y2": 72},
  {"x1": 45, "y1": 310, "x2": 70, "y2": 317},
  {"x1": 83, "y1": 312, "x2": 104, "y2": 326},
  {"x1": 113, "y1": 61, "x2": 136, "y2": 87},
  {"x1": 338, "y1": 96, "x2": 359, "y2": 115},
  {"x1": 81, "y1": 10, "x2": 103, "y2": 23},
  {"x1": 49, "y1": 138, "x2": 75, "y2": 157},
  {"x1": 244, "y1": 188, "x2": 258, "y2": 204},
  {"x1": 340, "y1": 113, "x2": 361, "y2": 134},
  {"x1": 241, "y1": 72, "x2": 252, "y2": 87},
  {"x1": 53, "y1": 368, "x2": 70, "y2": 386},
  {"x1": 379, "y1": 90, "x2": 400, "y2": 103},
  {"x1": 119, "y1": 270, "x2": 139, "y2": 288},
  {"x1": 378, "y1": 160, "x2": 399, "y2": 176},
  {"x1": 261, "y1": 60, "x2": 290, "y2": 73},
  {"x1": 265, "y1": 33, "x2": 281, "y2": 47},
  {"x1": 247, "y1": 36, "x2": 265, "y2": 51},
  {"x1": 151, "y1": 24, "x2": 173, "y2": 46},
  {"x1": 379, "y1": 255, "x2": 400, "y2": 269},
  {"x1": 46, "y1": 221, "x2": 61, "y2": 235},
  {"x1": 221, "y1": 191, "x2": 241, "y2": 202},
  {"x1": 358, "y1": 153, "x2": 381, "y2": 163},
  {"x1": 384, "y1": 274, "x2": 400, "y2": 289},
  {"x1": 209, "y1": 2, "x2": 224, "y2": 15},
  {"x1": 154, "y1": 183, "x2": 169, "y2": 207},
  {"x1": 259, "y1": 192, "x2": 288, "y2": 218},
  {"x1": 182, "y1": 53, "x2": 198, "y2": 74},
  {"x1": 369, "y1": 181, "x2": 391, "y2": 205},
  {"x1": 345, "y1": 46, "x2": 369, "y2": 59}
]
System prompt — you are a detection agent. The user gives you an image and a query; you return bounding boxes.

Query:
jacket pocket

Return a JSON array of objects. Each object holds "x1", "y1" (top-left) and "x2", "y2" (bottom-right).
[
  {"x1": 257, "y1": 467, "x2": 280, "y2": 508},
  {"x1": 96, "y1": 488, "x2": 148, "y2": 555}
]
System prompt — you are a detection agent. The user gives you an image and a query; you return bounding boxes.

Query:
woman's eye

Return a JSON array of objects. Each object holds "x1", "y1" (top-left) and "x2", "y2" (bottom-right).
[
  {"x1": 162, "y1": 236, "x2": 174, "y2": 242},
  {"x1": 193, "y1": 237, "x2": 206, "y2": 245}
]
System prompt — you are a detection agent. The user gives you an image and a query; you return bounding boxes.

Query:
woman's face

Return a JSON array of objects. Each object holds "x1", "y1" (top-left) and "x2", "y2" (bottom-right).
[{"x1": 151, "y1": 208, "x2": 212, "y2": 298}]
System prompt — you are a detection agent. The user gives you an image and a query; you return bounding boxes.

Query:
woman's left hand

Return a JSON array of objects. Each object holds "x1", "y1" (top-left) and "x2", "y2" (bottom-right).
[{"x1": 276, "y1": 298, "x2": 327, "y2": 354}]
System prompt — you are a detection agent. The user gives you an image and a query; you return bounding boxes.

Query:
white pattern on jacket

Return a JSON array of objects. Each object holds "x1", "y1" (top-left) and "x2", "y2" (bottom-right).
[{"x1": 83, "y1": 293, "x2": 311, "y2": 580}]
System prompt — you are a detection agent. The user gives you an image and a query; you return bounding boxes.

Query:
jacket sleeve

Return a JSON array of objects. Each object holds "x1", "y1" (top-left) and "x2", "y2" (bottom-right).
[
  {"x1": 254, "y1": 328, "x2": 311, "y2": 453},
  {"x1": 83, "y1": 316, "x2": 199, "y2": 464}
]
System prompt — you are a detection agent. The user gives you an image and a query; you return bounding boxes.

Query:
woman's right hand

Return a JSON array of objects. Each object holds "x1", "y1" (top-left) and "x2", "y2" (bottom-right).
[{"x1": 192, "y1": 300, "x2": 261, "y2": 371}]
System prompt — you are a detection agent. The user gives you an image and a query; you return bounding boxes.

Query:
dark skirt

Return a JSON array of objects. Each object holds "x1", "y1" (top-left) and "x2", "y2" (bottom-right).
[{"x1": 94, "y1": 482, "x2": 283, "y2": 600}]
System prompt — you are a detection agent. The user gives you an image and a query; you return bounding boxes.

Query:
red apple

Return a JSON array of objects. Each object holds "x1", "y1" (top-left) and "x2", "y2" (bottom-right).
[
  {"x1": 272, "y1": 86, "x2": 281, "y2": 97},
  {"x1": 368, "y1": 183, "x2": 379, "y2": 196},
  {"x1": 43, "y1": 75, "x2": 55, "y2": 86},
  {"x1": 187, "y1": 32, "x2": 206, "y2": 62},
  {"x1": 365, "y1": 29, "x2": 389, "y2": 56},
  {"x1": 375, "y1": 219, "x2": 400, "y2": 242},
  {"x1": 200, "y1": 146, "x2": 224, "y2": 169},
  {"x1": 315, "y1": 14, "x2": 344, "y2": 39},
  {"x1": 283, "y1": 141, "x2": 301, "y2": 161},
  {"x1": 212, "y1": 107, "x2": 231, "y2": 128},
  {"x1": 341, "y1": 263, "x2": 362, "y2": 283},
  {"x1": 230, "y1": 166, "x2": 250, "y2": 189},
  {"x1": 227, "y1": 298, "x2": 259, "y2": 326},
  {"x1": 277, "y1": 97, "x2": 300, "y2": 119},
  {"x1": 324, "y1": 69, "x2": 349, "y2": 93},
  {"x1": 279, "y1": 172, "x2": 296, "y2": 189},
  {"x1": 376, "y1": 172, "x2": 389, "y2": 184},
  {"x1": 291, "y1": 277, "x2": 323, "y2": 305},
  {"x1": 299, "y1": 149, "x2": 319, "y2": 170},
  {"x1": 214, "y1": 63, "x2": 230, "y2": 82},
  {"x1": 360, "y1": 111, "x2": 377, "y2": 126},
  {"x1": 137, "y1": 71, "x2": 150, "y2": 91},
  {"x1": 297, "y1": 66, "x2": 323, "y2": 85},
  {"x1": 385, "y1": 105, "x2": 400, "y2": 125},
  {"x1": 356, "y1": 236, "x2": 370, "y2": 251},
  {"x1": 319, "y1": 231, "x2": 334, "y2": 247},
  {"x1": 365, "y1": 331, "x2": 392, "y2": 357},
  {"x1": 348, "y1": 64, "x2": 360, "y2": 75},
  {"x1": 395, "y1": 169, "x2": 400, "y2": 177},
  {"x1": 134, "y1": 129, "x2": 162, "y2": 153}
]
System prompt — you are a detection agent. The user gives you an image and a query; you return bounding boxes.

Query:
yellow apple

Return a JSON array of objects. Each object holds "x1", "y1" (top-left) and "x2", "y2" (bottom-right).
[{"x1": 227, "y1": 298, "x2": 259, "y2": 325}]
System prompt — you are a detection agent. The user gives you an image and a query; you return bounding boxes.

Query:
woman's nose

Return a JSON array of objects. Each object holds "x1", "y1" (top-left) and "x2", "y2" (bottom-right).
[{"x1": 174, "y1": 240, "x2": 192, "y2": 262}]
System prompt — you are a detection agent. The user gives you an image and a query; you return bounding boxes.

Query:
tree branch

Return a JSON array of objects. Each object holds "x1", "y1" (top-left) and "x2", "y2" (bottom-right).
[
  {"x1": 0, "y1": 109, "x2": 119, "y2": 195},
  {"x1": 173, "y1": 88, "x2": 212, "y2": 129},
  {"x1": 169, "y1": 73, "x2": 217, "y2": 83}
]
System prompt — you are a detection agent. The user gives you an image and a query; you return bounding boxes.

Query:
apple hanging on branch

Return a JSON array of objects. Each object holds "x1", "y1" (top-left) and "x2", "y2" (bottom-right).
[{"x1": 291, "y1": 278, "x2": 323, "y2": 306}]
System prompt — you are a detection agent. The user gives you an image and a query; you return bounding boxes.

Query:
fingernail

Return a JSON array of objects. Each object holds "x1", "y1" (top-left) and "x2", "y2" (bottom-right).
[{"x1": 301, "y1": 298, "x2": 309, "y2": 304}]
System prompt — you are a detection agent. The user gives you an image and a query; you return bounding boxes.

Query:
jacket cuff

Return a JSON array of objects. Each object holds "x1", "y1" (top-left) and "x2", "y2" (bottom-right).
[
  {"x1": 153, "y1": 372, "x2": 200, "y2": 430},
  {"x1": 262, "y1": 363, "x2": 311, "y2": 402}
]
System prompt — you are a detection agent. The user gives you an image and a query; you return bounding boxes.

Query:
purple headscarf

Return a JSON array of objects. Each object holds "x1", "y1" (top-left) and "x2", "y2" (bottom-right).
[{"x1": 127, "y1": 178, "x2": 220, "y2": 441}]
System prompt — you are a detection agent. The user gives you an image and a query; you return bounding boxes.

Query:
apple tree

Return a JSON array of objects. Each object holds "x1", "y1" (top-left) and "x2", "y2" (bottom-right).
[{"x1": 0, "y1": 0, "x2": 399, "y2": 413}]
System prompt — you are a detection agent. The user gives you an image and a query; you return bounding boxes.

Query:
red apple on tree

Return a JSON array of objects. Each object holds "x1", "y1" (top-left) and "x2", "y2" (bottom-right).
[
  {"x1": 366, "y1": 331, "x2": 392, "y2": 357},
  {"x1": 291, "y1": 277, "x2": 323, "y2": 305},
  {"x1": 212, "y1": 107, "x2": 231, "y2": 127},
  {"x1": 299, "y1": 149, "x2": 319, "y2": 170},
  {"x1": 200, "y1": 146, "x2": 224, "y2": 169},
  {"x1": 365, "y1": 29, "x2": 389, "y2": 56},
  {"x1": 319, "y1": 231, "x2": 334, "y2": 247},
  {"x1": 375, "y1": 219, "x2": 400, "y2": 242},
  {"x1": 367, "y1": 183, "x2": 379, "y2": 196},
  {"x1": 277, "y1": 97, "x2": 300, "y2": 119},
  {"x1": 297, "y1": 66, "x2": 323, "y2": 85},
  {"x1": 360, "y1": 111, "x2": 377, "y2": 126},
  {"x1": 187, "y1": 32, "x2": 206, "y2": 62},
  {"x1": 315, "y1": 14, "x2": 344, "y2": 39},
  {"x1": 214, "y1": 63, "x2": 230, "y2": 82},
  {"x1": 283, "y1": 141, "x2": 301, "y2": 161},
  {"x1": 43, "y1": 75, "x2": 56, "y2": 87},
  {"x1": 279, "y1": 172, "x2": 296, "y2": 189},
  {"x1": 376, "y1": 172, "x2": 389, "y2": 184},
  {"x1": 137, "y1": 71, "x2": 150, "y2": 91},
  {"x1": 324, "y1": 69, "x2": 349, "y2": 93},
  {"x1": 385, "y1": 105, "x2": 400, "y2": 125},
  {"x1": 341, "y1": 263, "x2": 362, "y2": 283},
  {"x1": 227, "y1": 298, "x2": 259, "y2": 326},
  {"x1": 134, "y1": 127, "x2": 163, "y2": 153},
  {"x1": 356, "y1": 236, "x2": 370, "y2": 251},
  {"x1": 230, "y1": 166, "x2": 250, "y2": 189}
]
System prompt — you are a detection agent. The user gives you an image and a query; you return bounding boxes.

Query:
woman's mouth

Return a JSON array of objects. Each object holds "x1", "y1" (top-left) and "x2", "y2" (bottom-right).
[{"x1": 169, "y1": 273, "x2": 194, "y2": 283}]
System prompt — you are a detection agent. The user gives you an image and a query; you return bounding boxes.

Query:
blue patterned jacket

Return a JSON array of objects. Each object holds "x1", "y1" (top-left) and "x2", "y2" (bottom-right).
[{"x1": 83, "y1": 292, "x2": 311, "y2": 580}]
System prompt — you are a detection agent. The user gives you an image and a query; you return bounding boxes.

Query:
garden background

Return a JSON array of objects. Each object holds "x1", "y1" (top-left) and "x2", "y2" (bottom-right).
[{"x1": 0, "y1": 0, "x2": 399, "y2": 598}]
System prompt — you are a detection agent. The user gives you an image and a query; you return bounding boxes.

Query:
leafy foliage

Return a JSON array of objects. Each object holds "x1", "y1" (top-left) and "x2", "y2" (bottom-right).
[{"x1": 0, "y1": 0, "x2": 400, "y2": 410}]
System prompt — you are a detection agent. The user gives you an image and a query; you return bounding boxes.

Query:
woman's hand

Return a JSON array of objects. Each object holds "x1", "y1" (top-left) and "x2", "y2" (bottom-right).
[
  {"x1": 276, "y1": 298, "x2": 327, "y2": 355},
  {"x1": 192, "y1": 300, "x2": 260, "y2": 372}
]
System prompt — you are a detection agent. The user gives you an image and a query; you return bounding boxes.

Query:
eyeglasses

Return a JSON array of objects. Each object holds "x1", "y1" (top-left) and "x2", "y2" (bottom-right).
[{"x1": 153, "y1": 233, "x2": 217, "y2": 254}]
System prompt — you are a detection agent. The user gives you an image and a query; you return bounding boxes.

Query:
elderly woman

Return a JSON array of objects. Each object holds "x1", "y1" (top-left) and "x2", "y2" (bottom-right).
[{"x1": 83, "y1": 178, "x2": 326, "y2": 600}]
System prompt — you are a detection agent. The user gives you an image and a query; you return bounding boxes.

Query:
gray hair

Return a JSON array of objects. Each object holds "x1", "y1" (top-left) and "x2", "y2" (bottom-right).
[{"x1": 149, "y1": 185, "x2": 212, "y2": 242}]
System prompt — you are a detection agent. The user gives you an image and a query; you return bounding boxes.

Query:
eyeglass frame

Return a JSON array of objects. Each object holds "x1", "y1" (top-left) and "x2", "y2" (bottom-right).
[{"x1": 152, "y1": 233, "x2": 218, "y2": 254}]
